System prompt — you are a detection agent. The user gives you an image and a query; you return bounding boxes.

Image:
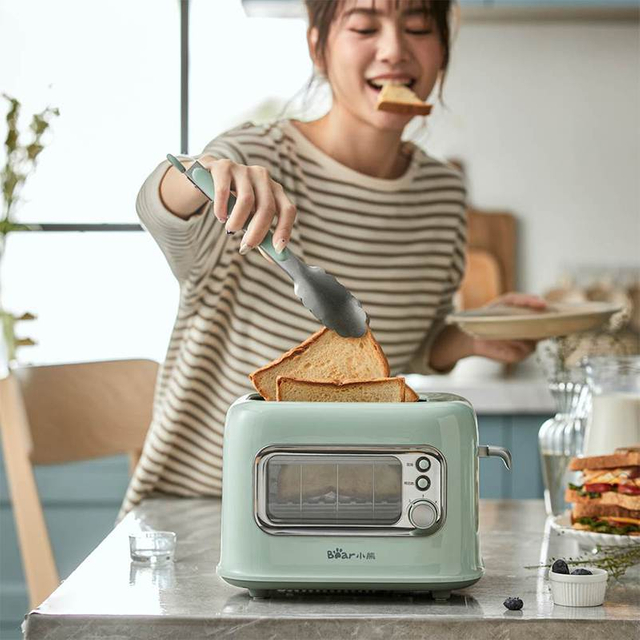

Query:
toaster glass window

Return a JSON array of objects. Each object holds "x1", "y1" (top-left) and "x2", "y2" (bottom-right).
[{"x1": 265, "y1": 455, "x2": 402, "y2": 524}]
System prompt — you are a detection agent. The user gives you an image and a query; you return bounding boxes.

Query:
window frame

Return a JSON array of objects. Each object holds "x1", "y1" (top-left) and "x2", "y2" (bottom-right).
[{"x1": 12, "y1": 0, "x2": 191, "y2": 237}]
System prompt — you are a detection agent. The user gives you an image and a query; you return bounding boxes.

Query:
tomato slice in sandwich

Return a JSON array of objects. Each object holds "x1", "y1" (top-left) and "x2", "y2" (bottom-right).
[
  {"x1": 617, "y1": 484, "x2": 640, "y2": 495},
  {"x1": 583, "y1": 483, "x2": 613, "y2": 493}
]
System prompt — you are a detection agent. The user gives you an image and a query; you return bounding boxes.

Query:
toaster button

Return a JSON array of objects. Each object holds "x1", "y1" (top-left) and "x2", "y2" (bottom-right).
[
  {"x1": 416, "y1": 456, "x2": 431, "y2": 472},
  {"x1": 415, "y1": 475, "x2": 430, "y2": 491},
  {"x1": 408, "y1": 500, "x2": 438, "y2": 530}
]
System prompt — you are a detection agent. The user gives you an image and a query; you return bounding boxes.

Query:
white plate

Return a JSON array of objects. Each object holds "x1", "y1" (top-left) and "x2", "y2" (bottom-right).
[
  {"x1": 550, "y1": 511, "x2": 640, "y2": 548},
  {"x1": 446, "y1": 302, "x2": 622, "y2": 340}
]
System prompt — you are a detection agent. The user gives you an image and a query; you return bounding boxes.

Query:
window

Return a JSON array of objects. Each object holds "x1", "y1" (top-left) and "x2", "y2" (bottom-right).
[
  {"x1": 1, "y1": 0, "x2": 179, "y2": 363},
  {"x1": 189, "y1": 0, "x2": 324, "y2": 151}
]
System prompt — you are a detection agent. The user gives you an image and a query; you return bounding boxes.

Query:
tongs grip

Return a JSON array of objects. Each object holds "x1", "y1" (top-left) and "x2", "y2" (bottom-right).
[{"x1": 166, "y1": 154, "x2": 290, "y2": 263}]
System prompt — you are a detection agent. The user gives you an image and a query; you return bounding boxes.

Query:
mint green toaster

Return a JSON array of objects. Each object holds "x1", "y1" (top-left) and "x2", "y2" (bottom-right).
[{"x1": 217, "y1": 392, "x2": 511, "y2": 599}]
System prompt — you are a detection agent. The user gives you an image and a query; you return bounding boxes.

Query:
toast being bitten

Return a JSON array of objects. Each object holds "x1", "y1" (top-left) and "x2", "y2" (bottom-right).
[
  {"x1": 376, "y1": 83, "x2": 432, "y2": 116},
  {"x1": 249, "y1": 327, "x2": 390, "y2": 401},
  {"x1": 276, "y1": 376, "x2": 406, "y2": 403}
]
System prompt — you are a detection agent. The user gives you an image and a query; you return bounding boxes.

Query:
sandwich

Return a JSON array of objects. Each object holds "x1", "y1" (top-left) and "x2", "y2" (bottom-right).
[
  {"x1": 376, "y1": 82, "x2": 432, "y2": 116},
  {"x1": 565, "y1": 446, "x2": 640, "y2": 536}
]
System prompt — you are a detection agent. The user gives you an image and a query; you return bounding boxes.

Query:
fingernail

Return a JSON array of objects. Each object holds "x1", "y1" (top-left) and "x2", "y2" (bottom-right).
[
  {"x1": 217, "y1": 216, "x2": 227, "y2": 224},
  {"x1": 239, "y1": 242, "x2": 253, "y2": 255},
  {"x1": 226, "y1": 229, "x2": 235, "y2": 235},
  {"x1": 274, "y1": 238, "x2": 287, "y2": 254}
]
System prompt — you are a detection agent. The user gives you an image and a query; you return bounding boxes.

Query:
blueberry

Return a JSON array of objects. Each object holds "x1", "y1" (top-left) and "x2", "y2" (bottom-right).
[
  {"x1": 551, "y1": 559, "x2": 570, "y2": 574},
  {"x1": 570, "y1": 568, "x2": 593, "y2": 575},
  {"x1": 503, "y1": 597, "x2": 524, "y2": 611}
]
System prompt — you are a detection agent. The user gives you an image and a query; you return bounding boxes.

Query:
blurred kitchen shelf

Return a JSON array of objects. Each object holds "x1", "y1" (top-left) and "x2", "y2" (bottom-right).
[
  {"x1": 465, "y1": 2, "x2": 639, "y2": 22},
  {"x1": 242, "y1": 0, "x2": 639, "y2": 22}
]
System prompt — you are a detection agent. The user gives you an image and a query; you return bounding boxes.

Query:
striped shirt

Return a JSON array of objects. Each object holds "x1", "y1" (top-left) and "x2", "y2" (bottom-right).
[{"x1": 120, "y1": 119, "x2": 466, "y2": 515}]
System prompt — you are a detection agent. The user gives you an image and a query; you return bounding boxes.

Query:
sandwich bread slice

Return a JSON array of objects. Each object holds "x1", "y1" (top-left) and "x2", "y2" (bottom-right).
[
  {"x1": 276, "y1": 376, "x2": 406, "y2": 403},
  {"x1": 565, "y1": 446, "x2": 640, "y2": 536},
  {"x1": 376, "y1": 82, "x2": 432, "y2": 116}
]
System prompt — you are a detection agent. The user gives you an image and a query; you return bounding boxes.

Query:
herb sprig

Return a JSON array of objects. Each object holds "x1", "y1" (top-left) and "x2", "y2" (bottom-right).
[{"x1": 526, "y1": 544, "x2": 640, "y2": 580}]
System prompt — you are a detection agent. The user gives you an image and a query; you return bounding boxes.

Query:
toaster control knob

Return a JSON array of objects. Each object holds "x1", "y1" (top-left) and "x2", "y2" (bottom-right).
[
  {"x1": 415, "y1": 475, "x2": 430, "y2": 491},
  {"x1": 408, "y1": 500, "x2": 438, "y2": 530},
  {"x1": 416, "y1": 456, "x2": 431, "y2": 472}
]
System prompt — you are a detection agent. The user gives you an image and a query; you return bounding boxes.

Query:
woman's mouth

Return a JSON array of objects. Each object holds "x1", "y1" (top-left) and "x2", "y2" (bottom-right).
[{"x1": 365, "y1": 78, "x2": 416, "y2": 93}]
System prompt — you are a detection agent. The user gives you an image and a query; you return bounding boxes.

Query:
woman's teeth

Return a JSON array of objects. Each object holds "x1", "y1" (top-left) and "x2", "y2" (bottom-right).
[{"x1": 366, "y1": 78, "x2": 415, "y2": 92}]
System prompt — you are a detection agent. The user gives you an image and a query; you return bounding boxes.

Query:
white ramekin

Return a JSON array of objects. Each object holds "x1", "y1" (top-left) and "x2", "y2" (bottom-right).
[{"x1": 548, "y1": 567, "x2": 608, "y2": 607}]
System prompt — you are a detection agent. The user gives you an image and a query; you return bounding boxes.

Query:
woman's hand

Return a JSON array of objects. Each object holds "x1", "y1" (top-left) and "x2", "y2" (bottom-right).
[
  {"x1": 200, "y1": 157, "x2": 296, "y2": 255},
  {"x1": 470, "y1": 336, "x2": 537, "y2": 364},
  {"x1": 485, "y1": 291, "x2": 547, "y2": 312},
  {"x1": 164, "y1": 155, "x2": 296, "y2": 255},
  {"x1": 470, "y1": 292, "x2": 548, "y2": 364},
  {"x1": 429, "y1": 292, "x2": 548, "y2": 370}
]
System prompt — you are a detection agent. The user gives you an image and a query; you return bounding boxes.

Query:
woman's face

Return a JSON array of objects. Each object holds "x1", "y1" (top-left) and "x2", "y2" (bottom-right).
[{"x1": 314, "y1": 0, "x2": 445, "y2": 132}]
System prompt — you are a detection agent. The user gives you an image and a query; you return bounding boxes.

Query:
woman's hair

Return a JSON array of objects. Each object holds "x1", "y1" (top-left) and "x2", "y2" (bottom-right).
[{"x1": 304, "y1": 0, "x2": 454, "y2": 95}]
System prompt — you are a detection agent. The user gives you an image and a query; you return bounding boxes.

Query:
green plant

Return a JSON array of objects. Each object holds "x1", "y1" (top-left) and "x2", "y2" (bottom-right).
[
  {"x1": 0, "y1": 93, "x2": 59, "y2": 363},
  {"x1": 1, "y1": 93, "x2": 59, "y2": 241}
]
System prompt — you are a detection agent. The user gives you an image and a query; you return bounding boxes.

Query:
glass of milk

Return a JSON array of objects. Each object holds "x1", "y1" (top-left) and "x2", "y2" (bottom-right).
[{"x1": 583, "y1": 356, "x2": 640, "y2": 455}]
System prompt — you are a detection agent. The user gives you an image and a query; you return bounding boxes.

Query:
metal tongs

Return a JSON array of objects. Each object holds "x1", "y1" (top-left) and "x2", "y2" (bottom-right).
[{"x1": 167, "y1": 154, "x2": 369, "y2": 338}]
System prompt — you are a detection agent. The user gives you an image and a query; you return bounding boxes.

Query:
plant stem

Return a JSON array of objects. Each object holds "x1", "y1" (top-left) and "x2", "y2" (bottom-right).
[{"x1": 526, "y1": 544, "x2": 640, "y2": 579}]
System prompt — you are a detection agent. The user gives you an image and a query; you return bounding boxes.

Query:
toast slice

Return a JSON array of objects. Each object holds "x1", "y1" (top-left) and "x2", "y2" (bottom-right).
[
  {"x1": 249, "y1": 327, "x2": 390, "y2": 401},
  {"x1": 276, "y1": 376, "x2": 405, "y2": 403},
  {"x1": 570, "y1": 501, "x2": 640, "y2": 535},
  {"x1": 404, "y1": 384, "x2": 419, "y2": 402},
  {"x1": 565, "y1": 488, "x2": 640, "y2": 512},
  {"x1": 376, "y1": 83, "x2": 432, "y2": 116},
  {"x1": 571, "y1": 501, "x2": 640, "y2": 521},
  {"x1": 616, "y1": 446, "x2": 640, "y2": 454},
  {"x1": 569, "y1": 450, "x2": 640, "y2": 471}
]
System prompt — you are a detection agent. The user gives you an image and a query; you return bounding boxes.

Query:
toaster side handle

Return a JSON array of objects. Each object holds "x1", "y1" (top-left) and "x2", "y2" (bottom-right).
[{"x1": 478, "y1": 445, "x2": 512, "y2": 470}]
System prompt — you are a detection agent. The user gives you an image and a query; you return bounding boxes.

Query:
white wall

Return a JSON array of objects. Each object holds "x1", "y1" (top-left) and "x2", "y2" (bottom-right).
[{"x1": 421, "y1": 20, "x2": 640, "y2": 294}]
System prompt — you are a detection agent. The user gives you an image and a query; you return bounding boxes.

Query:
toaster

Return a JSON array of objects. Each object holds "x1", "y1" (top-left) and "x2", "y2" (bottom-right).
[{"x1": 217, "y1": 392, "x2": 511, "y2": 599}]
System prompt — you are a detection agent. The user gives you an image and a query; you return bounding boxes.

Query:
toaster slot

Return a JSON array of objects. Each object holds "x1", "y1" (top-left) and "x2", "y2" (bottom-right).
[{"x1": 265, "y1": 455, "x2": 403, "y2": 525}]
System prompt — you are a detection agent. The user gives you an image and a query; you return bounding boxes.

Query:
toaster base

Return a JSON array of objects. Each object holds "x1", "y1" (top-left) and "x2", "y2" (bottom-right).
[{"x1": 223, "y1": 577, "x2": 481, "y2": 600}]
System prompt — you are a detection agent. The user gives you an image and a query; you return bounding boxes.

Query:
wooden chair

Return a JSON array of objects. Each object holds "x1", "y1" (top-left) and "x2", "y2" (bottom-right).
[{"x1": 0, "y1": 359, "x2": 158, "y2": 608}]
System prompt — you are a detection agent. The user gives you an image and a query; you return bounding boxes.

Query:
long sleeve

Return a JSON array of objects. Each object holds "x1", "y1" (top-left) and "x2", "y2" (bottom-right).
[{"x1": 135, "y1": 133, "x2": 252, "y2": 285}]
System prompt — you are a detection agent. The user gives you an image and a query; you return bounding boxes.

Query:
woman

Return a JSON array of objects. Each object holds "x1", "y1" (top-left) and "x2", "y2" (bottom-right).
[{"x1": 121, "y1": 0, "x2": 543, "y2": 516}]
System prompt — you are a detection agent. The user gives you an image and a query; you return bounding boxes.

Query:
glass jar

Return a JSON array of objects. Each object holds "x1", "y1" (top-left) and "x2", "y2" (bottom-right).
[
  {"x1": 583, "y1": 356, "x2": 640, "y2": 456},
  {"x1": 538, "y1": 374, "x2": 590, "y2": 516}
]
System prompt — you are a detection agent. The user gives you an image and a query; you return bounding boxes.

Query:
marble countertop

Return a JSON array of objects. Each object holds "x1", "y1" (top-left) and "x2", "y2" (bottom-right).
[
  {"x1": 405, "y1": 357, "x2": 555, "y2": 414},
  {"x1": 24, "y1": 498, "x2": 639, "y2": 639}
]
